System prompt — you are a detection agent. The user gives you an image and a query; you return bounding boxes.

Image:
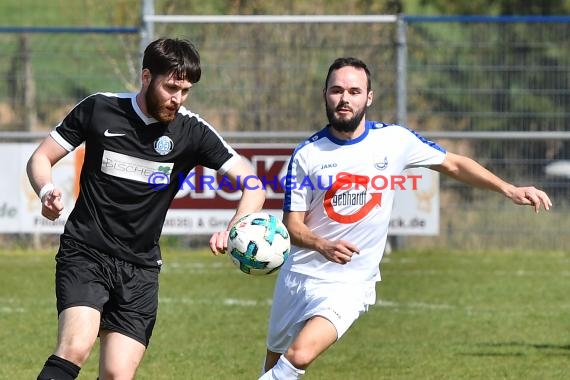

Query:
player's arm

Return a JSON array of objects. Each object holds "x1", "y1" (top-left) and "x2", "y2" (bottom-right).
[
  {"x1": 283, "y1": 211, "x2": 359, "y2": 265},
  {"x1": 224, "y1": 157, "x2": 266, "y2": 226},
  {"x1": 209, "y1": 157, "x2": 266, "y2": 255},
  {"x1": 431, "y1": 152, "x2": 552, "y2": 212},
  {"x1": 26, "y1": 136, "x2": 70, "y2": 220}
]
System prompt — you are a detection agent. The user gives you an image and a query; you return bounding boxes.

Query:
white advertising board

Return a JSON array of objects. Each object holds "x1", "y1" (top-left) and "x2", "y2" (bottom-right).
[{"x1": 0, "y1": 144, "x2": 75, "y2": 233}]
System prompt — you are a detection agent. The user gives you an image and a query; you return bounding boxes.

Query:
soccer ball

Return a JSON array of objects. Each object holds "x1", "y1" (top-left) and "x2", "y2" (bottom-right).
[{"x1": 227, "y1": 212, "x2": 290, "y2": 275}]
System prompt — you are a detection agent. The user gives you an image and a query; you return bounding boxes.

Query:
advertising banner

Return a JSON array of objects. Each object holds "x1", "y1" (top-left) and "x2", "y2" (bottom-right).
[
  {"x1": 2, "y1": 144, "x2": 439, "y2": 235},
  {"x1": 1, "y1": 144, "x2": 75, "y2": 233}
]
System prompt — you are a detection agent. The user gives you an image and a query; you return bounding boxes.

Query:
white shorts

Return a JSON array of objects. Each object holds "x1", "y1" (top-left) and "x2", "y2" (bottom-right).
[{"x1": 266, "y1": 269, "x2": 376, "y2": 353}]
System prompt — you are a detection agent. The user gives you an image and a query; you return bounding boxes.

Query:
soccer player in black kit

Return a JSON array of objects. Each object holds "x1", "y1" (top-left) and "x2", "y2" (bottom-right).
[{"x1": 27, "y1": 38, "x2": 265, "y2": 380}]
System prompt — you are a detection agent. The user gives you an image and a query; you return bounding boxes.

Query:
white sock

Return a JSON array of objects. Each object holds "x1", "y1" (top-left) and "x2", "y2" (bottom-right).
[{"x1": 258, "y1": 355, "x2": 305, "y2": 380}]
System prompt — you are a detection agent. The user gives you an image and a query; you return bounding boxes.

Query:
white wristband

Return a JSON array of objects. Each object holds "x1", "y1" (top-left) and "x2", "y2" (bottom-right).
[{"x1": 39, "y1": 183, "x2": 55, "y2": 202}]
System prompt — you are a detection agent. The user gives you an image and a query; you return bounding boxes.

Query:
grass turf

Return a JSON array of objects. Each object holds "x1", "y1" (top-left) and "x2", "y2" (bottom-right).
[{"x1": 0, "y1": 247, "x2": 568, "y2": 379}]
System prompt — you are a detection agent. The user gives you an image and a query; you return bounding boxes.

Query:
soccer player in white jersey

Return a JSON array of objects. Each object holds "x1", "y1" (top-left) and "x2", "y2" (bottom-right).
[
  {"x1": 259, "y1": 57, "x2": 552, "y2": 379},
  {"x1": 27, "y1": 38, "x2": 265, "y2": 380}
]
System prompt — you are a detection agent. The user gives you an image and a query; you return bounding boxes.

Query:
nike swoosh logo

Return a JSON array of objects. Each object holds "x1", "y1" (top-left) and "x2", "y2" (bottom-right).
[{"x1": 104, "y1": 129, "x2": 126, "y2": 137}]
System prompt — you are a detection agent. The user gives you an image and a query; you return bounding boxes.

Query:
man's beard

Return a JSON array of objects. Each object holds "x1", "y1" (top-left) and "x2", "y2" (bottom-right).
[
  {"x1": 146, "y1": 81, "x2": 178, "y2": 123},
  {"x1": 326, "y1": 103, "x2": 367, "y2": 133}
]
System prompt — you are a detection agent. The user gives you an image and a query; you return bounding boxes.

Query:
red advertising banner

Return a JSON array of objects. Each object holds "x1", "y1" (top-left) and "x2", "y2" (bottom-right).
[{"x1": 171, "y1": 147, "x2": 293, "y2": 210}]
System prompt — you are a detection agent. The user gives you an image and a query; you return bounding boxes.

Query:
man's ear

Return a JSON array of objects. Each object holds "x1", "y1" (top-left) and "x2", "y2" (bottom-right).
[
  {"x1": 367, "y1": 90, "x2": 374, "y2": 107},
  {"x1": 141, "y1": 69, "x2": 152, "y2": 86}
]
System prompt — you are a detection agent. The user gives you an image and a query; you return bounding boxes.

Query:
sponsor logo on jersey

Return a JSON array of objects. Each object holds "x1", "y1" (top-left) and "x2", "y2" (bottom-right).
[
  {"x1": 323, "y1": 172, "x2": 382, "y2": 224},
  {"x1": 321, "y1": 171, "x2": 423, "y2": 223},
  {"x1": 154, "y1": 136, "x2": 174, "y2": 155},
  {"x1": 321, "y1": 163, "x2": 338, "y2": 169},
  {"x1": 101, "y1": 150, "x2": 174, "y2": 184},
  {"x1": 330, "y1": 190, "x2": 367, "y2": 207}
]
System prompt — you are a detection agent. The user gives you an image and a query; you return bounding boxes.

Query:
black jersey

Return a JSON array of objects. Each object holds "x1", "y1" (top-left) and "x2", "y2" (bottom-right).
[{"x1": 51, "y1": 92, "x2": 239, "y2": 267}]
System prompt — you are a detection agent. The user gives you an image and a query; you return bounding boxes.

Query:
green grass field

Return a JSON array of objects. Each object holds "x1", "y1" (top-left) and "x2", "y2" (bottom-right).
[{"x1": 1, "y1": 248, "x2": 568, "y2": 379}]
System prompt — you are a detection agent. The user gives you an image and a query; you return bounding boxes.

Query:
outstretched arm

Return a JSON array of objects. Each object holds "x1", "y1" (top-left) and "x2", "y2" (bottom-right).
[
  {"x1": 431, "y1": 152, "x2": 552, "y2": 213},
  {"x1": 209, "y1": 157, "x2": 266, "y2": 255}
]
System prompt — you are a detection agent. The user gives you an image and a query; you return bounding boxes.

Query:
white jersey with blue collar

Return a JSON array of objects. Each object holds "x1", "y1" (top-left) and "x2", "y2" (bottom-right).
[{"x1": 282, "y1": 121, "x2": 446, "y2": 282}]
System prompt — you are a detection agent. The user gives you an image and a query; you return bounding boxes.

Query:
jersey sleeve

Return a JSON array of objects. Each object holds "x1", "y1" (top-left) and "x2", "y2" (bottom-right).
[
  {"x1": 195, "y1": 123, "x2": 240, "y2": 174},
  {"x1": 283, "y1": 146, "x2": 312, "y2": 212},
  {"x1": 402, "y1": 127, "x2": 447, "y2": 168},
  {"x1": 50, "y1": 95, "x2": 95, "y2": 151}
]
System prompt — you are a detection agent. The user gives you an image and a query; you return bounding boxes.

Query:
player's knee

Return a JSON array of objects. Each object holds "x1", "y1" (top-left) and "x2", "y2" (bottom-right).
[
  {"x1": 284, "y1": 346, "x2": 315, "y2": 369},
  {"x1": 99, "y1": 369, "x2": 137, "y2": 380},
  {"x1": 56, "y1": 340, "x2": 95, "y2": 366},
  {"x1": 99, "y1": 363, "x2": 138, "y2": 380}
]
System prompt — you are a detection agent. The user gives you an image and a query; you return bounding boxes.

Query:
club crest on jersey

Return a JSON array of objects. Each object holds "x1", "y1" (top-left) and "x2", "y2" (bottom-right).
[
  {"x1": 154, "y1": 136, "x2": 173, "y2": 155},
  {"x1": 375, "y1": 156, "x2": 388, "y2": 170}
]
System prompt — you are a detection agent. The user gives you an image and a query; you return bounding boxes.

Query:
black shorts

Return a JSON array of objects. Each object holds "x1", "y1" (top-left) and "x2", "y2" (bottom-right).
[{"x1": 55, "y1": 238, "x2": 160, "y2": 347}]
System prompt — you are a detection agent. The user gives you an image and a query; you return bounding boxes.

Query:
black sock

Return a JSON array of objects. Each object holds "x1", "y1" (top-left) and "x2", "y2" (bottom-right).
[{"x1": 37, "y1": 354, "x2": 81, "y2": 380}]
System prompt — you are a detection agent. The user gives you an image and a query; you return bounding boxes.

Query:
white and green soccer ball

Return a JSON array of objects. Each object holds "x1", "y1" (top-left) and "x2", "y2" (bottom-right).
[{"x1": 228, "y1": 212, "x2": 290, "y2": 275}]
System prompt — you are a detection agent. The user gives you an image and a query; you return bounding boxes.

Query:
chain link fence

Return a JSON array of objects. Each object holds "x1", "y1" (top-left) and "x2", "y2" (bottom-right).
[{"x1": 1, "y1": 13, "x2": 568, "y2": 250}]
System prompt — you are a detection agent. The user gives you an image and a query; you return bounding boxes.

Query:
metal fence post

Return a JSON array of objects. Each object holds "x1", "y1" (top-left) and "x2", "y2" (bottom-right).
[
  {"x1": 392, "y1": 14, "x2": 408, "y2": 252},
  {"x1": 396, "y1": 14, "x2": 407, "y2": 127},
  {"x1": 139, "y1": 0, "x2": 155, "y2": 68}
]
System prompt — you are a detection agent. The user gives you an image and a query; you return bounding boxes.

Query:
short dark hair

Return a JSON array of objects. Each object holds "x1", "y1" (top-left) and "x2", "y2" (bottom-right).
[
  {"x1": 324, "y1": 57, "x2": 371, "y2": 92},
  {"x1": 142, "y1": 38, "x2": 202, "y2": 83}
]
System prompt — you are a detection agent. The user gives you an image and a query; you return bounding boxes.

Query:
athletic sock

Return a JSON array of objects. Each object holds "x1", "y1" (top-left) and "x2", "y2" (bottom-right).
[
  {"x1": 37, "y1": 354, "x2": 81, "y2": 380},
  {"x1": 258, "y1": 355, "x2": 305, "y2": 380}
]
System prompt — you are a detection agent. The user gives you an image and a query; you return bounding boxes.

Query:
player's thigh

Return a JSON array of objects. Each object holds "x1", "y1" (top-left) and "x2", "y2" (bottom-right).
[
  {"x1": 286, "y1": 315, "x2": 337, "y2": 366},
  {"x1": 99, "y1": 330, "x2": 146, "y2": 380},
  {"x1": 55, "y1": 306, "x2": 101, "y2": 364}
]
